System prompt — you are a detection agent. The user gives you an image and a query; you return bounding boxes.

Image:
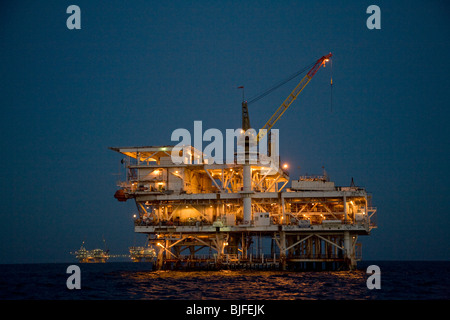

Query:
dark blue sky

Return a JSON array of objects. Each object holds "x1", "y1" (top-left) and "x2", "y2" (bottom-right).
[{"x1": 1, "y1": 1, "x2": 449, "y2": 263}]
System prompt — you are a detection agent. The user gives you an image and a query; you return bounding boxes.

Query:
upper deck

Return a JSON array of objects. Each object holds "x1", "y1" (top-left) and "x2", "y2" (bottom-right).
[{"x1": 110, "y1": 145, "x2": 377, "y2": 235}]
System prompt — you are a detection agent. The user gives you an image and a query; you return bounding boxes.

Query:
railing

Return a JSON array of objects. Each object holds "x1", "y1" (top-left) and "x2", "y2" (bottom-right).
[
  {"x1": 177, "y1": 254, "x2": 214, "y2": 261},
  {"x1": 135, "y1": 219, "x2": 212, "y2": 227},
  {"x1": 287, "y1": 253, "x2": 344, "y2": 259},
  {"x1": 134, "y1": 218, "x2": 372, "y2": 229},
  {"x1": 298, "y1": 175, "x2": 328, "y2": 181}
]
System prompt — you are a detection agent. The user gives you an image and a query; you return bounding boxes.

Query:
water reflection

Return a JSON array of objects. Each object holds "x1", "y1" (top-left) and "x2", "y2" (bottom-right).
[{"x1": 116, "y1": 269, "x2": 372, "y2": 300}]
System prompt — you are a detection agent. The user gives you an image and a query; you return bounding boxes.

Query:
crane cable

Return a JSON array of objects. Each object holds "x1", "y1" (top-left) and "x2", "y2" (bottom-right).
[
  {"x1": 330, "y1": 57, "x2": 333, "y2": 112},
  {"x1": 246, "y1": 61, "x2": 316, "y2": 106}
]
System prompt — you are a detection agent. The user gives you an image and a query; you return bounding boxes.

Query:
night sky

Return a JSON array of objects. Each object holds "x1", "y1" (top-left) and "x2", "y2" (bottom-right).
[{"x1": 1, "y1": 1, "x2": 449, "y2": 264}]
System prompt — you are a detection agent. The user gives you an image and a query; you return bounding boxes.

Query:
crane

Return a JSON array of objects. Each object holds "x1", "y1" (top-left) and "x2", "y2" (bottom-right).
[{"x1": 241, "y1": 53, "x2": 332, "y2": 142}]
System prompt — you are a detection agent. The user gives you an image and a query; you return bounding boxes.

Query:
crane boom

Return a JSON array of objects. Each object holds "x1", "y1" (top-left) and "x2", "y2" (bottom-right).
[{"x1": 256, "y1": 53, "x2": 332, "y2": 142}]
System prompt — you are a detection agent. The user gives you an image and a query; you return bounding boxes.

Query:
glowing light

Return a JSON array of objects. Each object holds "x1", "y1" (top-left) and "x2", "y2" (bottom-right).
[{"x1": 283, "y1": 164, "x2": 288, "y2": 169}]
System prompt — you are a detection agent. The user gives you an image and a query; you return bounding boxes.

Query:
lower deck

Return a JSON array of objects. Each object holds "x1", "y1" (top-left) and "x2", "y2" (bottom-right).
[{"x1": 145, "y1": 227, "x2": 365, "y2": 271}]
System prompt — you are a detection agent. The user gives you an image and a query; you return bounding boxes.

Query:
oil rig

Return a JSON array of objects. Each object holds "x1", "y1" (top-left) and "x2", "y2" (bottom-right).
[
  {"x1": 110, "y1": 54, "x2": 377, "y2": 271},
  {"x1": 71, "y1": 242, "x2": 110, "y2": 263},
  {"x1": 70, "y1": 241, "x2": 156, "y2": 263}
]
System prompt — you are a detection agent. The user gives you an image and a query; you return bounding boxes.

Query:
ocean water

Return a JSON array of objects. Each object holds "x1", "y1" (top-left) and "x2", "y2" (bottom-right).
[{"x1": 0, "y1": 261, "x2": 448, "y2": 300}]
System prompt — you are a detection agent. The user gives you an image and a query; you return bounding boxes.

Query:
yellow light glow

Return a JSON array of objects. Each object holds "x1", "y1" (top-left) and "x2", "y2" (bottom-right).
[{"x1": 283, "y1": 164, "x2": 288, "y2": 169}]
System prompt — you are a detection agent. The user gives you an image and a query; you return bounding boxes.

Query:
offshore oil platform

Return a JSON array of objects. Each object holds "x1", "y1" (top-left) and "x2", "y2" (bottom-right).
[
  {"x1": 71, "y1": 243, "x2": 110, "y2": 263},
  {"x1": 110, "y1": 54, "x2": 377, "y2": 271},
  {"x1": 70, "y1": 241, "x2": 156, "y2": 263}
]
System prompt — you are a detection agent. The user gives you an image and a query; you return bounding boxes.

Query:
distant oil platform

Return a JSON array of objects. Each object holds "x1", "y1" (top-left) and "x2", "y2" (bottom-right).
[{"x1": 70, "y1": 241, "x2": 156, "y2": 263}]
